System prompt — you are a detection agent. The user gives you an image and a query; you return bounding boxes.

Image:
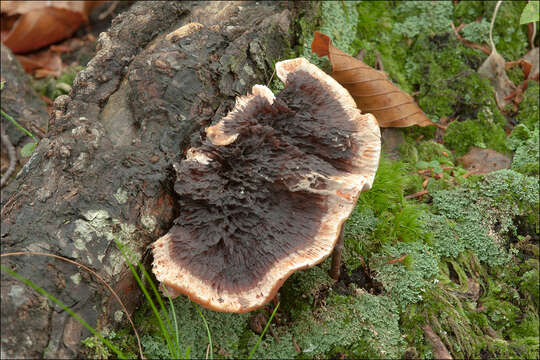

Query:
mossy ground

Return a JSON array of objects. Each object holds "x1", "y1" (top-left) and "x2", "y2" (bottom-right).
[{"x1": 93, "y1": 1, "x2": 539, "y2": 358}]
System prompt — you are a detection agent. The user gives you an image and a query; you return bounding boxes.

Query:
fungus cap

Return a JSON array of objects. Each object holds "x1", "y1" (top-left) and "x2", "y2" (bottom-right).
[{"x1": 152, "y1": 57, "x2": 381, "y2": 313}]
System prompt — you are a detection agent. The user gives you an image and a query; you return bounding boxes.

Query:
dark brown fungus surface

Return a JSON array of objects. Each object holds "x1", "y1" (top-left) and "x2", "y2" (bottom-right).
[{"x1": 152, "y1": 58, "x2": 381, "y2": 313}]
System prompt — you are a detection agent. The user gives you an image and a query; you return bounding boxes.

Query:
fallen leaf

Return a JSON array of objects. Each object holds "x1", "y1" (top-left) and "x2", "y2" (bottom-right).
[
  {"x1": 503, "y1": 48, "x2": 539, "y2": 105},
  {"x1": 0, "y1": 1, "x2": 99, "y2": 17},
  {"x1": 0, "y1": 1, "x2": 104, "y2": 54},
  {"x1": 523, "y1": 47, "x2": 539, "y2": 80},
  {"x1": 311, "y1": 31, "x2": 435, "y2": 128},
  {"x1": 477, "y1": 49, "x2": 516, "y2": 110},
  {"x1": 16, "y1": 48, "x2": 63, "y2": 76},
  {"x1": 457, "y1": 147, "x2": 511, "y2": 175}
]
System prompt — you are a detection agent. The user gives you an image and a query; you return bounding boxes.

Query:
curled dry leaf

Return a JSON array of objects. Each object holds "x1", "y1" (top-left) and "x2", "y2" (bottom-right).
[
  {"x1": 16, "y1": 48, "x2": 63, "y2": 77},
  {"x1": 478, "y1": 49, "x2": 516, "y2": 110},
  {"x1": 311, "y1": 31, "x2": 435, "y2": 128},
  {"x1": 0, "y1": 1, "x2": 103, "y2": 54}
]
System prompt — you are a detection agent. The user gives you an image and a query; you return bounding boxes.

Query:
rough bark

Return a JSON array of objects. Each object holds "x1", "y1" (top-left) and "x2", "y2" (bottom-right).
[
  {"x1": 1, "y1": 44, "x2": 49, "y2": 192},
  {"x1": 0, "y1": 1, "x2": 298, "y2": 358}
]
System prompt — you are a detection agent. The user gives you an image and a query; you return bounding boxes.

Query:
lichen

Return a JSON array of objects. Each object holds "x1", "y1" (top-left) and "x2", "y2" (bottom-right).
[
  {"x1": 72, "y1": 209, "x2": 141, "y2": 277},
  {"x1": 393, "y1": 1, "x2": 453, "y2": 39},
  {"x1": 375, "y1": 241, "x2": 439, "y2": 308},
  {"x1": 299, "y1": 1, "x2": 359, "y2": 70},
  {"x1": 249, "y1": 292, "x2": 405, "y2": 359},
  {"x1": 113, "y1": 187, "x2": 128, "y2": 204}
]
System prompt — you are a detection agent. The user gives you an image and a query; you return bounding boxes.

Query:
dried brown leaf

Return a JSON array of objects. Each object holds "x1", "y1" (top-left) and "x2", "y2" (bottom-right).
[
  {"x1": 2, "y1": 7, "x2": 85, "y2": 53},
  {"x1": 0, "y1": 1, "x2": 104, "y2": 54},
  {"x1": 457, "y1": 147, "x2": 511, "y2": 175},
  {"x1": 311, "y1": 31, "x2": 435, "y2": 128},
  {"x1": 0, "y1": 1, "x2": 101, "y2": 17},
  {"x1": 478, "y1": 49, "x2": 516, "y2": 110},
  {"x1": 16, "y1": 48, "x2": 63, "y2": 76}
]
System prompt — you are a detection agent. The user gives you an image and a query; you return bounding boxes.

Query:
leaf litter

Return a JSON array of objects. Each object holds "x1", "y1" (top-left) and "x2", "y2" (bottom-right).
[{"x1": 311, "y1": 31, "x2": 436, "y2": 128}]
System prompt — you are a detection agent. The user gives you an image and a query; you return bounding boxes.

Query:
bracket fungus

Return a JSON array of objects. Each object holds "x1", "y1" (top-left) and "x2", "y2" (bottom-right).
[{"x1": 151, "y1": 57, "x2": 381, "y2": 313}]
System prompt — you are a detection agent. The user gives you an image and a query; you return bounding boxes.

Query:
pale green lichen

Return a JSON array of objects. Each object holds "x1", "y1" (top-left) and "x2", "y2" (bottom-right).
[
  {"x1": 70, "y1": 273, "x2": 82, "y2": 285},
  {"x1": 114, "y1": 187, "x2": 128, "y2": 204},
  {"x1": 114, "y1": 310, "x2": 123, "y2": 322},
  {"x1": 300, "y1": 1, "x2": 359, "y2": 69},
  {"x1": 250, "y1": 293, "x2": 405, "y2": 359},
  {"x1": 460, "y1": 18, "x2": 491, "y2": 43},
  {"x1": 141, "y1": 215, "x2": 157, "y2": 232},
  {"x1": 508, "y1": 123, "x2": 539, "y2": 176},
  {"x1": 375, "y1": 241, "x2": 439, "y2": 307},
  {"x1": 428, "y1": 169, "x2": 539, "y2": 266},
  {"x1": 72, "y1": 209, "x2": 141, "y2": 277},
  {"x1": 393, "y1": 1, "x2": 453, "y2": 38}
]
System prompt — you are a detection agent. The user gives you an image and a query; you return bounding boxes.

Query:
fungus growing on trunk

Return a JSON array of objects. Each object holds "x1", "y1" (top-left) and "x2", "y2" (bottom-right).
[{"x1": 151, "y1": 57, "x2": 381, "y2": 313}]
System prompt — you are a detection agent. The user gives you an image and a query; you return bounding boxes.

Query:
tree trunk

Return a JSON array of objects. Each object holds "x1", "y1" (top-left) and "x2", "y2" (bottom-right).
[{"x1": 0, "y1": 1, "x2": 300, "y2": 357}]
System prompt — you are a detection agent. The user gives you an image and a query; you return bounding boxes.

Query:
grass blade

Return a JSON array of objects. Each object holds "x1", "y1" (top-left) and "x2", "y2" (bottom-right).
[
  {"x1": 163, "y1": 288, "x2": 181, "y2": 357},
  {"x1": 114, "y1": 240, "x2": 177, "y2": 358},
  {"x1": 248, "y1": 302, "x2": 280, "y2": 359},
  {"x1": 1, "y1": 109, "x2": 38, "y2": 142},
  {"x1": 195, "y1": 303, "x2": 213, "y2": 360}
]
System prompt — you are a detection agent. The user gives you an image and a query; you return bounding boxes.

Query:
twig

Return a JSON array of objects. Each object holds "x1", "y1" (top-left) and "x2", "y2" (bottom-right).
[
  {"x1": 266, "y1": 69, "x2": 276, "y2": 88},
  {"x1": 98, "y1": 1, "x2": 119, "y2": 20},
  {"x1": 383, "y1": 253, "x2": 408, "y2": 265},
  {"x1": 356, "y1": 49, "x2": 366, "y2": 61},
  {"x1": 330, "y1": 226, "x2": 344, "y2": 280},
  {"x1": 528, "y1": 22, "x2": 537, "y2": 50},
  {"x1": 1, "y1": 124, "x2": 16, "y2": 187},
  {"x1": 292, "y1": 335, "x2": 301, "y2": 353},
  {"x1": 375, "y1": 50, "x2": 384, "y2": 72},
  {"x1": 450, "y1": 22, "x2": 491, "y2": 55},
  {"x1": 421, "y1": 324, "x2": 452, "y2": 359},
  {"x1": 405, "y1": 190, "x2": 428, "y2": 199}
]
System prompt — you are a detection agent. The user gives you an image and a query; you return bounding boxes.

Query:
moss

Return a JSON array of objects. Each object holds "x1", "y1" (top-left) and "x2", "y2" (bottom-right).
[
  {"x1": 82, "y1": 328, "x2": 138, "y2": 359},
  {"x1": 453, "y1": 1, "x2": 530, "y2": 60},
  {"x1": 520, "y1": 267, "x2": 540, "y2": 308},
  {"x1": 405, "y1": 35, "x2": 498, "y2": 125},
  {"x1": 354, "y1": 1, "x2": 412, "y2": 92},
  {"x1": 32, "y1": 65, "x2": 84, "y2": 100},
  {"x1": 349, "y1": 156, "x2": 430, "y2": 250},
  {"x1": 443, "y1": 107, "x2": 509, "y2": 156},
  {"x1": 356, "y1": 156, "x2": 408, "y2": 214},
  {"x1": 516, "y1": 83, "x2": 540, "y2": 130},
  {"x1": 373, "y1": 204, "x2": 428, "y2": 246},
  {"x1": 416, "y1": 140, "x2": 454, "y2": 166}
]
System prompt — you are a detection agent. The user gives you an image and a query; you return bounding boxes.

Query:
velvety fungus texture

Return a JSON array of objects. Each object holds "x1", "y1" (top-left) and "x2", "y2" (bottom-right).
[{"x1": 152, "y1": 58, "x2": 381, "y2": 312}]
